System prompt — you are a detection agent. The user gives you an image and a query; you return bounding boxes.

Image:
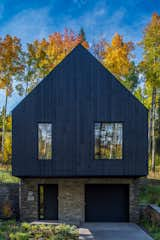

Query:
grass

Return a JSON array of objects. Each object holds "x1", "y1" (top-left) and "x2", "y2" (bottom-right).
[
  {"x1": 140, "y1": 218, "x2": 160, "y2": 240},
  {"x1": 0, "y1": 220, "x2": 79, "y2": 240},
  {"x1": 139, "y1": 184, "x2": 160, "y2": 206},
  {"x1": 0, "y1": 165, "x2": 19, "y2": 183},
  {"x1": 139, "y1": 181, "x2": 160, "y2": 239}
]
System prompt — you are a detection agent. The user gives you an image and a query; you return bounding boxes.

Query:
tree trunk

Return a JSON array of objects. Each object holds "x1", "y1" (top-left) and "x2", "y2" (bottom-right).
[
  {"x1": 151, "y1": 87, "x2": 156, "y2": 173},
  {"x1": 148, "y1": 108, "x2": 152, "y2": 155},
  {"x1": 25, "y1": 80, "x2": 29, "y2": 96},
  {"x1": 1, "y1": 90, "x2": 8, "y2": 163}
]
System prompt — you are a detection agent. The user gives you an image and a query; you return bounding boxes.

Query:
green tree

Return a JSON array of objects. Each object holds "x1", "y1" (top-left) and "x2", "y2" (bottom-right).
[
  {"x1": 78, "y1": 27, "x2": 86, "y2": 41},
  {"x1": 140, "y1": 13, "x2": 160, "y2": 172},
  {"x1": 123, "y1": 61, "x2": 139, "y2": 93}
]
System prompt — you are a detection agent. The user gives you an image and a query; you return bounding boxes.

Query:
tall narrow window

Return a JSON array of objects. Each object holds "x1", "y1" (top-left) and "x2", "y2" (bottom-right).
[
  {"x1": 94, "y1": 123, "x2": 123, "y2": 159},
  {"x1": 38, "y1": 123, "x2": 52, "y2": 160},
  {"x1": 39, "y1": 185, "x2": 44, "y2": 219}
]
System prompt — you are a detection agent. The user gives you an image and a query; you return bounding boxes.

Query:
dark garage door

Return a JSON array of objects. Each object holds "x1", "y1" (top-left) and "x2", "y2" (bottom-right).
[{"x1": 85, "y1": 184, "x2": 129, "y2": 222}]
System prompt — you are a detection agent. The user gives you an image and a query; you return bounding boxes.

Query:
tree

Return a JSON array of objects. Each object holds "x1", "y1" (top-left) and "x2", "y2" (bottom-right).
[
  {"x1": 123, "y1": 61, "x2": 139, "y2": 93},
  {"x1": 92, "y1": 39, "x2": 106, "y2": 61},
  {"x1": 79, "y1": 28, "x2": 86, "y2": 41},
  {"x1": 97, "y1": 33, "x2": 134, "y2": 80},
  {"x1": 20, "y1": 29, "x2": 89, "y2": 94},
  {"x1": 3, "y1": 132, "x2": 12, "y2": 164},
  {"x1": 78, "y1": 28, "x2": 89, "y2": 48},
  {"x1": 140, "y1": 13, "x2": 160, "y2": 172},
  {"x1": 92, "y1": 33, "x2": 135, "y2": 94},
  {"x1": 0, "y1": 35, "x2": 24, "y2": 163},
  {"x1": 155, "y1": 93, "x2": 160, "y2": 163}
]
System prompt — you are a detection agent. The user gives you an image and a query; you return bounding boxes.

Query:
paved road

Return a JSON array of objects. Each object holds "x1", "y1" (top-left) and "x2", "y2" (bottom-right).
[{"x1": 79, "y1": 223, "x2": 153, "y2": 240}]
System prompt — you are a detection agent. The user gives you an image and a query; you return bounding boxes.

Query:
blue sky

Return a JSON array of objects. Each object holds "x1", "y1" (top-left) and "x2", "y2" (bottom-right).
[{"x1": 0, "y1": 0, "x2": 159, "y2": 112}]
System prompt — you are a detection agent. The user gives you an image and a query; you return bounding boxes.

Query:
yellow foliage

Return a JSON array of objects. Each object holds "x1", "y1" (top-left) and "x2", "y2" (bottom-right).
[
  {"x1": 140, "y1": 13, "x2": 160, "y2": 88},
  {"x1": 101, "y1": 33, "x2": 134, "y2": 79},
  {"x1": 3, "y1": 133, "x2": 12, "y2": 164}
]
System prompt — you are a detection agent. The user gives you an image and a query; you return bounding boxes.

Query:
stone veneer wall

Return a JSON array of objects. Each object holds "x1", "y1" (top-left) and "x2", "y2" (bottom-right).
[
  {"x1": 20, "y1": 178, "x2": 140, "y2": 224},
  {"x1": 0, "y1": 183, "x2": 19, "y2": 219}
]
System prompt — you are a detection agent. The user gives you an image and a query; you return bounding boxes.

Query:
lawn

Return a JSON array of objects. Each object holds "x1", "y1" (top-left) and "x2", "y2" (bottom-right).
[
  {"x1": 139, "y1": 183, "x2": 160, "y2": 206},
  {"x1": 0, "y1": 165, "x2": 19, "y2": 183},
  {"x1": 0, "y1": 220, "x2": 79, "y2": 240}
]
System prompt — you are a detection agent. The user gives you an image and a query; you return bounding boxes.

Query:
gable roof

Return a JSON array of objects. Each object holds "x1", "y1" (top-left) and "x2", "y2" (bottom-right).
[{"x1": 12, "y1": 44, "x2": 148, "y2": 113}]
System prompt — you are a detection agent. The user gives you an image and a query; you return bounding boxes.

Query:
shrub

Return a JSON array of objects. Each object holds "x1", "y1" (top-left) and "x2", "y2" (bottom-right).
[
  {"x1": 29, "y1": 224, "x2": 55, "y2": 239},
  {"x1": 53, "y1": 224, "x2": 78, "y2": 240},
  {"x1": 0, "y1": 230, "x2": 7, "y2": 240},
  {"x1": 9, "y1": 232, "x2": 30, "y2": 240},
  {"x1": 21, "y1": 222, "x2": 30, "y2": 231},
  {"x1": 140, "y1": 217, "x2": 160, "y2": 240},
  {"x1": 139, "y1": 184, "x2": 160, "y2": 206},
  {"x1": 0, "y1": 221, "x2": 79, "y2": 240}
]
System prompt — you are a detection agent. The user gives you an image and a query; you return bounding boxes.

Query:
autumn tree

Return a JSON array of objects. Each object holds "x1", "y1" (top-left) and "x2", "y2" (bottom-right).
[
  {"x1": 19, "y1": 29, "x2": 89, "y2": 94},
  {"x1": 140, "y1": 13, "x2": 160, "y2": 172},
  {"x1": 94, "y1": 33, "x2": 134, "y2": 80},
  {"x1": 92, "y1": 39, "x2": 106, "y2": 61},
  {"x1": 0, "y1": 35, "x2": 24, "y2": 163}
]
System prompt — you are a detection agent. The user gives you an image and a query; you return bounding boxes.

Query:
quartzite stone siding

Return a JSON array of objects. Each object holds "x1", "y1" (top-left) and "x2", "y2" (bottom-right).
[{"x1": 20, "y1": 178, "x2": 140, "y2": 223}]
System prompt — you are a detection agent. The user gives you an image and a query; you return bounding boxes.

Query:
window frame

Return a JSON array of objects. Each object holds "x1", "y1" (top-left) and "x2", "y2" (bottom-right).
[
  {"x1": 37, "y1": 122, "x2": 52, "y2": 160},
  {"x1": 94, "y1": 121, "x2": 124, "y2": 160}
]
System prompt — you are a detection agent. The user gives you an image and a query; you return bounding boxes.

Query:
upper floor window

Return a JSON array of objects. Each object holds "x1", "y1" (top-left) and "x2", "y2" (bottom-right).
[
  {"x1": 38, "y1": 123, "x2": 52, "y2": 160},
  {"x1": 94, "y1": 122, "x2": 123, "y2": 159}
]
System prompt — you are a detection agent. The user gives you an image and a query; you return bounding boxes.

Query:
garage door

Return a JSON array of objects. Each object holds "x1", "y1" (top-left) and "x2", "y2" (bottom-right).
[{"x1": 85, "y1": 184, "x2": 129, "y2": 222}]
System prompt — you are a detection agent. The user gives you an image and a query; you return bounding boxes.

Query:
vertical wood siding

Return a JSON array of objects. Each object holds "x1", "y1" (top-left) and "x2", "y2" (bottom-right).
[{"x1": 12, "y1": 45, "x2": 148, "y2": 177}]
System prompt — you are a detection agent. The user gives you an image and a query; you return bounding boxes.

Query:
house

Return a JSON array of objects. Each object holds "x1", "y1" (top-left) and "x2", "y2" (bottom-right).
[{"x1": 12, "y1": 44, "x2": 148, "y2": 223}]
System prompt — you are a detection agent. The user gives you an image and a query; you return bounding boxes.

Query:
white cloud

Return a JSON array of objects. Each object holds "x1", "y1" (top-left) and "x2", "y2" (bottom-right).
[
  {"x1": 61, "y1": 2, "x2": 126, "y2": 43},
  {"x1": 0, "y1": 1, "x2": 151, "y2": 112},
  {"x1": 0, "y1": 7, "x2": 53, "y2": 44}
]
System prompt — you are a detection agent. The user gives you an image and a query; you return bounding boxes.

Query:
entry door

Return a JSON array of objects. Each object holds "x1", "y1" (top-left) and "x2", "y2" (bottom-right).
[
  {"x1": 85, "y1": 184, "x2": 129, "y2": 222},
  {"x1": 39, "y1": 184, "x2": 58, "y2": 220}
]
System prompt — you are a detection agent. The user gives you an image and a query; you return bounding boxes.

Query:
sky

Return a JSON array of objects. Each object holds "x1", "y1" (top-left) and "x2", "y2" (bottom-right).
[{"x1": 0, "y1": 0, "x2": 159, "y2": 112}]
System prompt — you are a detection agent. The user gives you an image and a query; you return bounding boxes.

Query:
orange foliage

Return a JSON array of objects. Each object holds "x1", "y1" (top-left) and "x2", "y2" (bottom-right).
[
  {"x1": 0, "y1": 35, "x2": 24, "y2": 95},
  {"x1": 26, "y1": 29, "x2": 89, "y2": 81}
]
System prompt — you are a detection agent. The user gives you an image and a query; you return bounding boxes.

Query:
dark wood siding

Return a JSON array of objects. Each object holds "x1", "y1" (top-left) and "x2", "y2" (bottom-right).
[{"x1": 12, "y1": 44, "x2": 148, "y2": 177}]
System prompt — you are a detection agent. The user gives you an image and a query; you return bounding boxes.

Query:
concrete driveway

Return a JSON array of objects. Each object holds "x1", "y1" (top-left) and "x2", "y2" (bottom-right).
[{"x1": 79, "y1": 223, "x2": 153, "y2": 240}]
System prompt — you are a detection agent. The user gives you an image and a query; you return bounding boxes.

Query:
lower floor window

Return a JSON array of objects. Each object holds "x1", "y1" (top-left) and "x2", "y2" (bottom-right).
[{"x1": 39, "y1": 185, "x2": 44, "y2": 220}]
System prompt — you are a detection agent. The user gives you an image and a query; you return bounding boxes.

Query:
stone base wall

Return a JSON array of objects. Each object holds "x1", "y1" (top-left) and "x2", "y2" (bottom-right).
[
  {"x1": 20, "y1": 178, "x2": 140, "y2": 223},
  {"x1": 0, "y1": 183, "x2": 19, "y2": 219}
]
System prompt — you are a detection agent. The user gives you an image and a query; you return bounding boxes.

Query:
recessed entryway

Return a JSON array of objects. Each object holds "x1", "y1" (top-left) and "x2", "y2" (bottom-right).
[
  {"x1": 38, "y1": 184, "x2": 58, "y2": 220},
  {"x1": 85, "y1": 184, "x2": 129, "y2": 222}
]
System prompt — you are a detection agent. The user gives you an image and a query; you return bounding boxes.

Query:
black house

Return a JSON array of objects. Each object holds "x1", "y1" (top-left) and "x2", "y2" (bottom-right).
[{"x1": 12, "y1": 44, "x2": 148, "y2": 223}]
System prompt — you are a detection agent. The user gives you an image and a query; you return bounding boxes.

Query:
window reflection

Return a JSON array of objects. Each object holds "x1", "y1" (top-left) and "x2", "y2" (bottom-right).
[
  {"x1": 94, "y1": 123, "x2": 123, "y2": 159},
  {"x1": 38, "y1": 123, "x2": 52, "y2": 160},
  {"x1": 39, "y1": 185, "x2": 44, "y2": 219}
]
